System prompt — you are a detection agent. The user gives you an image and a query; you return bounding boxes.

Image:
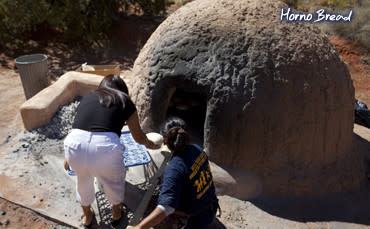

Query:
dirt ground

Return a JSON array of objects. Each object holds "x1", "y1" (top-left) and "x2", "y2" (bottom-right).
[
  {"x1": 0, "y1": 197, "x2": 72, "y2": 229},
  {"x1": 0, "y1": 15, "x2": 369, "y2": 229},
  {"x1": 0, "y1": 70, "x2": 25, "y2": 142},
  {"x1": 329, "y1": 36, "x2": 370, "y2": 105}
]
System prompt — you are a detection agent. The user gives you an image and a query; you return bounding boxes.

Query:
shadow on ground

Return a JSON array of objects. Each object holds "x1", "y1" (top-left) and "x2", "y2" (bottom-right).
[
  {"x1": 209, "y1": 218, "x2": 227, "y2": 229},
  {"x1": 250, "y1": 133, "x2": 370, "y2": 226}
]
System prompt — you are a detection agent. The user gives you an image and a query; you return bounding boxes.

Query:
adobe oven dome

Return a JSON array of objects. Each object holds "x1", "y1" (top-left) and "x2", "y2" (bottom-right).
[{"x1": 128, "y1": 0, "x2": 363, "y2": 195}]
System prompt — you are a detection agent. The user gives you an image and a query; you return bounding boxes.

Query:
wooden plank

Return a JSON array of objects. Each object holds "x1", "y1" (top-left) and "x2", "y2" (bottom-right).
[{"x1": 75, "y1": 65, "x2": 120, "y2": 77}]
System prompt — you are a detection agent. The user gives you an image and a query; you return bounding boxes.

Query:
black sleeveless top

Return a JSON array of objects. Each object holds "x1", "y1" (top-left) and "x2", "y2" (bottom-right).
[{"x1": 72, "y1": 91, "x2": 136, "y2": 137}]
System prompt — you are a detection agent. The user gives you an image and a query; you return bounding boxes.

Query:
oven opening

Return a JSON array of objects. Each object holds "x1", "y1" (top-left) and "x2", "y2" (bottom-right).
[{"x1": 166, "y1": 89, "x2": 207, "y2": 147}]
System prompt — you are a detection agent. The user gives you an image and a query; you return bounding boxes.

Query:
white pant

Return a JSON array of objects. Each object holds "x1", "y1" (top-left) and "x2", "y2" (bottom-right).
[{"x1": 64, "y1": 129, "x2": 126, "y2": 206}]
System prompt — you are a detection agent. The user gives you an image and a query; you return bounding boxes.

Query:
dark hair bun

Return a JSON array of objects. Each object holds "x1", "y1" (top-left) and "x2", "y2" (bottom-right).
[
  {"x1": 173, "y1": 128, "x2": 188, "y2": 150},
  {"x1": 161, "y1": 117, "x2": 187, "y2": 136},
  {"x1": 162, "y1": 117, "x2": 189, "y2": 152}
]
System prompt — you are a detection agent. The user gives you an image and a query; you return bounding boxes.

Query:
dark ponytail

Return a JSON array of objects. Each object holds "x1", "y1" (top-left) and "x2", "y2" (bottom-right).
[{"x1": 162, "y1": 117, "x2": 189, "y2": 152}]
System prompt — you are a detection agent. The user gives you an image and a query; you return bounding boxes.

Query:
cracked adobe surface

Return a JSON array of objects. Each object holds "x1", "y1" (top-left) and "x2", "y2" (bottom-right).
[{"x1": 129, "y1": 0, "x2": 363, "y2": 195}]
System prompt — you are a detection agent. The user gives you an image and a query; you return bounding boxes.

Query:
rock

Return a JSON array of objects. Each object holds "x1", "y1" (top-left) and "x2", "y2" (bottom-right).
[
  {"x1": 3, "y1": 135, "x2": 11, "y2": 144},
  {"x1": 16, "y1": 99, "x2": 80, "y2": 169},
  {"x1": 1, "y1": 210, "x2": 6, "y2": 215},
  {"x1": 12, "y1": 149, "x2": 19, "y2": 153},
  {"x1": 128, "y1": 0, "x2": 363, "y2": 195},
  {"x1": 19, "y1": 136, "x2": 30, "y2": 143},
  {"x1": 28, "y1": 99, "x2": 80, "y2": 140},
  {"x1": 5, "y1": 219, "x2": 9, "y2": 226}
]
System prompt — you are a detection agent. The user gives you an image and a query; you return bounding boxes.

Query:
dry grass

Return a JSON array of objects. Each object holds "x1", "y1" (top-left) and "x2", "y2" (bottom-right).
[
  {"x1": 333, "y1": 2, "x2": 369, "y2": 50},
  {"x1": 299, "y1": 1, "x2": 370, "y2": 51}
]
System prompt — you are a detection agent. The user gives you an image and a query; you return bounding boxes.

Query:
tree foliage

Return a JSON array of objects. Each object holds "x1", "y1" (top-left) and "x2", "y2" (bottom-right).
[{"x1": 0, "y1": 0, "x2": 166, "y2": 45}]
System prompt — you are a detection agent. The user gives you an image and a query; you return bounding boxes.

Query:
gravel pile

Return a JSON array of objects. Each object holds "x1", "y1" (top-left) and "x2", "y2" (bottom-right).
[
  {"x1": 32, "y1": 99, "x2": 81, "y2": 139},
  {"x1": 17, "y1": 99, "x2": 81, "y2": 155}
]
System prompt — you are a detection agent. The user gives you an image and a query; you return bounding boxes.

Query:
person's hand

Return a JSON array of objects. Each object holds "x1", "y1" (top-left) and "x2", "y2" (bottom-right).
[
  {"x1": 145, "y1": 139, "x2": 162, "y2": 149},
  {"x1": 126, "y1": 226, "x2": 141, "y2": 229},
  {"x1": 63, "y1": 160, "x2": 69, "y2": 171},
  {"x1": 145, "y1": 132, "x2": 163, "y2": 149}
]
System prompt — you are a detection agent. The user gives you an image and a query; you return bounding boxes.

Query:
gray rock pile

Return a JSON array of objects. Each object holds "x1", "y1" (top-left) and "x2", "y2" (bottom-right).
[
  {"x1": 18, "y1": 99, "x2": 81, "y2": 155},
  {"x1": 33, "y1": 98, "x2": 81, "y2": 140}
]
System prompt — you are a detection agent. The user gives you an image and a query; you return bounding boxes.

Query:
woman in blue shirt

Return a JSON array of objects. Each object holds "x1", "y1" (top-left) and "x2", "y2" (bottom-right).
[{"x1": 129, "y1": 117, "x2": 219, "y2": 229}]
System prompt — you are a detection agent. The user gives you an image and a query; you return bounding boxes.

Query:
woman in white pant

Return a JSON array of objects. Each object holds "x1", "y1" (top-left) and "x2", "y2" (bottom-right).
[{"x1": 64, "y1": 74, "x2": 159, "y2": 228}]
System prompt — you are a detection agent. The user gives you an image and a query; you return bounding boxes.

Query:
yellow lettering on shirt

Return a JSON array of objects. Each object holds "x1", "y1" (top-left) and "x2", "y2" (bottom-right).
[
  {"x1": 189, "y1": 153, "x2": 206, "y2": 179},
  {"x1": 206, "y1": 171, "x2": 210, "y2": 180},
  {"x1": 196, "y1": 180, "x2": 213, "y2": 199},
  {"x1": 194, "y1": 179, "x2": 203, "y2": 192}
]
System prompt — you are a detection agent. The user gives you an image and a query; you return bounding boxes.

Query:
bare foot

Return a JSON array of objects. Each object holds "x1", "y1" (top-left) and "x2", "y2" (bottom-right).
[
  {"x1": 112, "y1": 203, "x2": 123, "y2": 221},
  {"x1": 82, "y1": 206, "x2": 94, "y2": 226},
  {"x1": 63, "y1": 160, "x2": 69, "y2": 171}
]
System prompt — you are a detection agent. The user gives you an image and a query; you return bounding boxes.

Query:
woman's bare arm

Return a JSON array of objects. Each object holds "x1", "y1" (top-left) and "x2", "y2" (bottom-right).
[
  {"x1": 127, "y1": 111, "x2": 160, "y2": 149},
  {"x1": 128, "y1": 207, "x2": 167, "y2": 229}
]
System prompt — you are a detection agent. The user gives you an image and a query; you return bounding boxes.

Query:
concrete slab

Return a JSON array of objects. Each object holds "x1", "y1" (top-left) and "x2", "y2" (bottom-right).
[
  {"x1": 1, "y1": 125, "x2": 369, "y2": 228},
  {"x1": 0, "y1": 133, "x2": 82, "y2": 228},
  {"x1": 0, "y1": 130, "x2": 169, "y2": 228}
]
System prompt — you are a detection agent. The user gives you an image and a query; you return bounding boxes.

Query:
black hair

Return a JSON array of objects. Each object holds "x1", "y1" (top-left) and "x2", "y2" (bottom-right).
[
  {"x1": 96, "y1": 74, "x2": 129, "y2": 109},
  {"x1": 162, "y1": 117, "x2": 189, "y2": 152}
]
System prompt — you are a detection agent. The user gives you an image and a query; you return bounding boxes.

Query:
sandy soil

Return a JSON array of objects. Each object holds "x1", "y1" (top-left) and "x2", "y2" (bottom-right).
[
  {"x1": 0, "y1": 70, "x2": 25, "y2": 141},
  {"x1": 329, "y1": 36, "x2": 370, "y2": 105},
  {"x1": 0, "y1": 197, "x2": 72, "y2": 229},
  {"x1": 0, "y1": 20, "x2": 369, "y2": 229}
]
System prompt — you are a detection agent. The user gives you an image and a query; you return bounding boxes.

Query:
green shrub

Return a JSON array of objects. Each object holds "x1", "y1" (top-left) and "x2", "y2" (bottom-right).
[
  {"x1": 0, "y1": 0, "x2": 167, "y2": 45},
  {"x1": 0, "y1": 0, "x2": 50, "y2": 44},
  {"x1": 124, "y1": 0, "x2": 167, "y2": 15},
  {"x1": 45, "y1": 0, "x2": 123, "y2": 42}
]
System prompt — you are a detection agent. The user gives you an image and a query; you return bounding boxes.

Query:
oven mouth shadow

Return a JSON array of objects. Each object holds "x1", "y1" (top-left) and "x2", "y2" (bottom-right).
[{"x1": 165, "y1": 89, "x2": 207, "y2": 147}]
